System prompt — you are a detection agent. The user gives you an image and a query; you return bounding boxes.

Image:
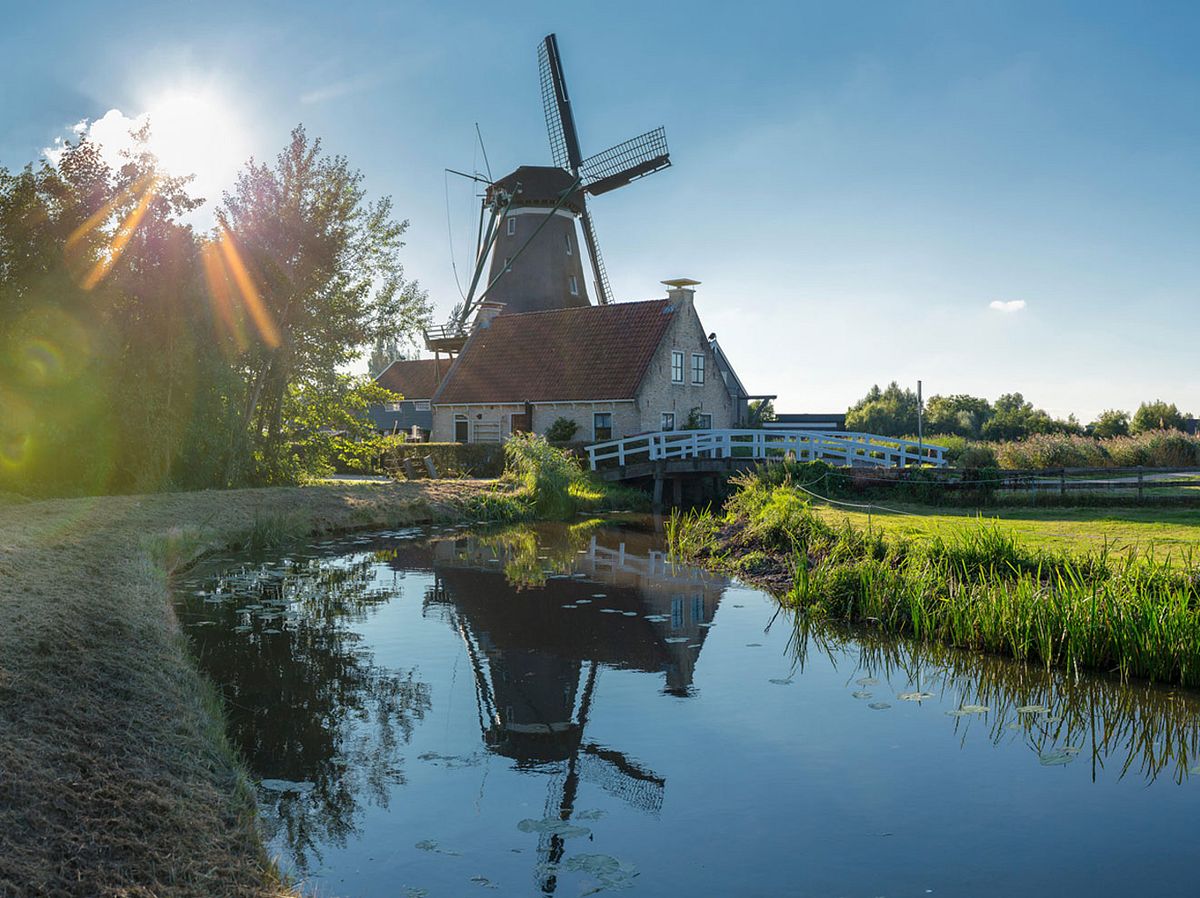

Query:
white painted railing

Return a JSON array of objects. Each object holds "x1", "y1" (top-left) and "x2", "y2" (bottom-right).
[{"x1": 585, "y1": 429, "x2": 947, "y2": 471}]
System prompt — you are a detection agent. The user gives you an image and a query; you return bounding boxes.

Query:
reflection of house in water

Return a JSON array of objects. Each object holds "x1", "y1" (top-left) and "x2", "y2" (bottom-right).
[{"x1": 421, "y1": 525, "x2": 729, "y2": 893}]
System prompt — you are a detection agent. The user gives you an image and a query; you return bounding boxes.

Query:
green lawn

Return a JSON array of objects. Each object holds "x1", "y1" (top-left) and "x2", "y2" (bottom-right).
[{"x1": 814, "y1": 502, "x2": 1200, "y2": 556}]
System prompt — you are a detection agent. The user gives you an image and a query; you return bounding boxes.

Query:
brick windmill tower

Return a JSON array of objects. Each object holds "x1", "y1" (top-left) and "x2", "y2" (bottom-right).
[{"x1": 430, "y1": 33, "x2": 673, "y2": 349}]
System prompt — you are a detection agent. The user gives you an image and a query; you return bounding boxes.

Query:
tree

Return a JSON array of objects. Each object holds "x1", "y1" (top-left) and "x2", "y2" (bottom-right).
[
  {"x1": 217, "y1": 126, "x2": 431, "y2": 482},
  {"x1": 924, "y1": 394, "x2": 992, "y2": 439},
  {"x1": 0, "y1": 134, "x2": 217, "y2": 496},
  {"x1": 1089, "y1": 409, "x2": 1130, "y2": 439},
  {"x1": 747, "y1": 398, "x2": 775, "y2": 427},
  {"x1": 1131, "y1": 400, "x2": 1188, "y2": 434},
  {"x1": 981, "y1": 393, "x2": 1056, "y2": 441},
  {"x1": 845, "y1": 382, "x2": 919, "y2": 436},
  {"x1": 368, "y1": 335, "x2": 409, "y2": 378}
]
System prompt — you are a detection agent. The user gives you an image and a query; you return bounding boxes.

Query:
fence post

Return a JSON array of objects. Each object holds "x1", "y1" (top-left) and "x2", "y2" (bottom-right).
[
  {"x1": 1137, "y1": 466, "x2": 1144, "y2": 502},
  {"x1": 1059, "y1": 469, "x2": 1066, "y2": 498}
]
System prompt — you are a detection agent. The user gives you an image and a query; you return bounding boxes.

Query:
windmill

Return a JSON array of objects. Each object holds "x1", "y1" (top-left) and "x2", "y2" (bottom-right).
[{"x1": 428, "y1": 32, "x2": 672, "y2": 352}]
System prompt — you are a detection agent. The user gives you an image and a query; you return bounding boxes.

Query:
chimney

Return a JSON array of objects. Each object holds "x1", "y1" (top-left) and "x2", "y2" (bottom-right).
[
  {"x1": 474, "y1": 301, "x2": 506, "y2": 329},
  {"x1": 661, "y1": 277, "x2": 701, "y2": 309}
]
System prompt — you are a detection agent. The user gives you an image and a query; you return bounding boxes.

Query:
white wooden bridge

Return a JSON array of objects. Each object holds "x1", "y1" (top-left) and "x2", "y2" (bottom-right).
[{"x1": 586, "y1": 429, "x2": 947, "y2": 484}]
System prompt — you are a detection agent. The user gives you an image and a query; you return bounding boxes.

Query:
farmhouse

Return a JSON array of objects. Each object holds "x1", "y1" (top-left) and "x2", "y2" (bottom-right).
[
  {"x1": 430, "y1": 281, "x2": 747, "y2": 444},
  {"x1": 370, "y1": 357, "x2": 452, "y2": 437}
]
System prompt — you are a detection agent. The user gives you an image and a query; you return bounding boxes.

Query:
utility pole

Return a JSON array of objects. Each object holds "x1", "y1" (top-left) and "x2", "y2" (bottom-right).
[{"x1": 917, "y1": 379, "x2": 924, "y2": 463}]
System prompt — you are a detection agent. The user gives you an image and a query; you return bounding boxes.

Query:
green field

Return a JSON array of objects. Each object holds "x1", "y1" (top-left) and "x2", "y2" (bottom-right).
[{"x1": 814, "y1": 502, "x2": 1200, "y2": 556}]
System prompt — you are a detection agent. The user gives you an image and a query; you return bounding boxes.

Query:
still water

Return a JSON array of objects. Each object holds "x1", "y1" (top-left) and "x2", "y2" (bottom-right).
[{"x1": 176, "y1": 519, "x2": 1200, "y2": 897}]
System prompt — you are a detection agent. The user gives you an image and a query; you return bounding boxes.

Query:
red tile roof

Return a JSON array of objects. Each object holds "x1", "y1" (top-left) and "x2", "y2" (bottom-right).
[
  {"x1": 433, "y1": 300, "x2": 675, "y2": 404},
  {"x1": 375, "y1": 358, "x2": 453, "y2": 399}
]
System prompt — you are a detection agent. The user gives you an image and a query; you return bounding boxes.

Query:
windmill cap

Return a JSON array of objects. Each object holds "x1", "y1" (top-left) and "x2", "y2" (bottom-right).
[{"x1": 661, "y1": 278, "x2": 701, "y2": 288}]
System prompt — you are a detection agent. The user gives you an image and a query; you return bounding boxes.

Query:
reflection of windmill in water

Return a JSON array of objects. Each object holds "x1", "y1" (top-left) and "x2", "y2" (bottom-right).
[
  {"x1": 424, "y1": 529, "x2": 726, "y2": 893},
  {"x1": 428, "y1": 33, "x2": 672, "y2": 357}
]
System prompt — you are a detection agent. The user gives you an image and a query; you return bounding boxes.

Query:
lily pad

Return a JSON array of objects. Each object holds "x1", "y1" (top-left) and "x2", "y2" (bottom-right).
[
  {"x1": 960, "y1": 704, "x2": 990, "y2": 714},
  {"x1": 575, "y1": 808, "x2": 607, "y2": 820},
  {"x1": 517, "y1": 818, "x2": 591, "y2": 838},
  {"x1": 851, "y1": 691, "x2": 873, "y2": 700},
  {"x1": 1016, "y1": 704, "x2": 1051, "y2": 715},
  {"x1": 868, "y1": 702, "x2": 892, "y2": 710},
  {"x1": 1038, "y1": 748, "x2": 1078, "y2": 766},
  {"x1": 768, "y1": 678, "x2": 793, "y2": 685},
  {"x1": 898, "y1": 691, "x2": 935, "y2": 702},
  {"x1": 855, "y1": 677, "x2": 879, "y2": 686},
  {"x1": 745, "y1": 642, "x2": 763, "y2": 647}
]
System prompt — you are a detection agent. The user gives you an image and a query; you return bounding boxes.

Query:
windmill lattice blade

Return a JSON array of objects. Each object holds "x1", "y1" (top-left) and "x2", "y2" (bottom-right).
[
  {"x1": 538, "y1": 34, "x2": 583, "y2": 170},
  {"x1": 582, "y1": 127, "x2": 671, "y2": 196},
  {"x1": 578, "y1": 743, "x2": 665, "y2": 815},
  {"x1": 579, "y1": 203, "x2": 613, "y2": 305}
]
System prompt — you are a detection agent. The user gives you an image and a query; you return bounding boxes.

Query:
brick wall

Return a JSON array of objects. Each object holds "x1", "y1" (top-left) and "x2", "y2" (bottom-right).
[{"x1": 633, "y1": 291, "x2": 735, "y2": 432}]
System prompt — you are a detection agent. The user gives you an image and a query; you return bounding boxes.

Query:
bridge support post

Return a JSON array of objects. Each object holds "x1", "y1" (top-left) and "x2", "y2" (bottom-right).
[
  {"x1": 652, "y1": 461, "x2": 665, "y2": 509},
  {"x1": 673, "y1": 477, "x2": 683, "y2": 507}
]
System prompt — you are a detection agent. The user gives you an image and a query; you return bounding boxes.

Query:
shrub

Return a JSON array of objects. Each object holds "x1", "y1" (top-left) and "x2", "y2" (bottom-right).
[
  {"x1": 380, "y1": 440, "x2": 506, "y2": 478},
  {"x1": 545, "y1": 417, "x2": 579, "y2": 442}
]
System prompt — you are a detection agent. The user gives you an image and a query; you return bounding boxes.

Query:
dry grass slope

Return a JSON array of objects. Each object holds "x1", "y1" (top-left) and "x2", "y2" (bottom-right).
[{"x1": 0, "y1": 480, "x2": 493, "y2": 898}]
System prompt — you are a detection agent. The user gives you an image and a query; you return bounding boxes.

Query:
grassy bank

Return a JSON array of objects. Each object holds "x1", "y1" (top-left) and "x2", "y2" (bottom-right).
[
  {"x1": 814, "y1": 503, "x2": 1200, "y2": 556},
  {"x1": 0, "y1": 479, "x2": 495, "y2": 898},
  {"x1": 668, "y1": 471, "x2": 1200, "y2": 687}
]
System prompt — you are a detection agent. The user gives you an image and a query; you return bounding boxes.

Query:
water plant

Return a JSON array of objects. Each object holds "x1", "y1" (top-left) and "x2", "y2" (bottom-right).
[{"x1": 668, "y1": 477, "x2": 1200, "y2": 686}]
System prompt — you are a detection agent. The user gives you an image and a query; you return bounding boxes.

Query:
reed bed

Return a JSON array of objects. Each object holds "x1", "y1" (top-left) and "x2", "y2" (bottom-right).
[{"x1": 668, "y1": 474, "x2": 1200, "y2": 686}]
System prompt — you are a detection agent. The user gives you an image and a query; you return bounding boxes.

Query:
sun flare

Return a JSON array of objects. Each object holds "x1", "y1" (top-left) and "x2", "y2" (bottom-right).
[{"x1": 142, "y1": 88, "x2": 249, "y2": 198}]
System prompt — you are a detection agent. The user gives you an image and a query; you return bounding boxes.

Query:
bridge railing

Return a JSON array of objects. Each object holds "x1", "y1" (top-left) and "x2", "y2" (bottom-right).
[{"x1": 585, "y1": 429, "x2": 947, "y2": 471}]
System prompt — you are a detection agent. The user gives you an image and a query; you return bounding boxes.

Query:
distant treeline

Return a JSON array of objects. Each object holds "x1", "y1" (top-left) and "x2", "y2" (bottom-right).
[
  {"x1": 0, "y1": 126, "x2": 428, "y2": 497},
  {"x1": 845, "y1": 382, "x2": 1191, "y2": 442}
]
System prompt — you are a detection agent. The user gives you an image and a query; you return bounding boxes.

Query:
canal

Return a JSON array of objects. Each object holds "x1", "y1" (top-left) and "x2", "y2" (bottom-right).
[{"x1": 175, "y1": 518, "x2": 1200, "y2": 897}]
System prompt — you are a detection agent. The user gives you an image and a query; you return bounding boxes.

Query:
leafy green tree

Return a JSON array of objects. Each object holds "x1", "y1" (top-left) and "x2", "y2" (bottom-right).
[
  {"x1": 981, "y1": 393, "x2": 1057, "y2": 441},
  {"x1": 0, "y1": 135, "x2": 214, "y2": 496},
  {"x1": 845, "y1": 382, "x2": 919, "y2": 436},
  {"x1": 1089, "y1": 409, "x2": 1130, "y2": 439},
  {"x1": 218, "y1": 126, "x2": 431, "y2": 483},
  {"x1": 747, "y1": 398, "x2": 776, "y2": 427},
  {"x1": 368, "y1": 336, "x2": 409, "y2": 378},
  {"x1": 924, "y1": 394, "x2": 992, "y2": 438},
  {"x1": 1131, "y1": 400, "x2": 1188, "y2": 434}
]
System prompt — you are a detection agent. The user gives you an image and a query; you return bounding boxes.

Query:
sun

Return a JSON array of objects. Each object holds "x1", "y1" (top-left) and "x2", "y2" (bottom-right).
[{"x1": 143, "y1": 88, "x2": 249, "y2": 199}]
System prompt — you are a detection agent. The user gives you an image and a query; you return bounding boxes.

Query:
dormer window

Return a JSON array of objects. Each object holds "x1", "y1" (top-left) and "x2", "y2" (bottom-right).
[
  {"x1": 569, "y1": 275, "x2": 579, "y2": 296},
  {"x1": 506, "y1": 217, "x2": 516, "y2": 236}
]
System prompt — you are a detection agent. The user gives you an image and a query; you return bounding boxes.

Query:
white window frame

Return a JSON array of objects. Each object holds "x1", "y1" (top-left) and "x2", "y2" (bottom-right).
[
  {"x1": 506, "y1": 217, "x2": 516, "y2": 236},
  {"x1": 454, "y1": 415, "x2": 469, "y2": 443},
  {"x1": 413, "y1": 400, "x2": 431, "y2": 411},
  {"x1": 698, "y1": 413, "x2": 712, "y2": 429},
  {"x1": 691, "y1": 353, "x2": 705, "y2": 385},
  {"x1": 593, "y1": 412, "x2": 613, "y2": 441},
  {"x1": 661, "y1": 412, "x2": 675, "y2": 431},
  {"x1": 569, "y1": 275, "x2": 579, "y2": 296},
  {"x1": 671, "y1": 350, "x2": 684, "y2": 384}
]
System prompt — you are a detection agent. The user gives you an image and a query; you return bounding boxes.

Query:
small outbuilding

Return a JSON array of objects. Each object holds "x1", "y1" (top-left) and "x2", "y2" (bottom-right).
[{"x1": 370, "y1": 358, "x2": 453, "y2": 438}]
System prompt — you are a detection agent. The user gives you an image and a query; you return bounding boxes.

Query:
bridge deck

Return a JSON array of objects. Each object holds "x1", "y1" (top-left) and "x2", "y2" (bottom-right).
[{"x1": 586, "y1": 429, "x2": 947, "y2": 482}]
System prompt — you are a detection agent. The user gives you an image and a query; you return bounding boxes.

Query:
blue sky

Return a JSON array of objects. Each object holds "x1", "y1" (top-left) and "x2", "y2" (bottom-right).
[{"x1": 3, "y1": 0, "x2": 1198, "y2": 419}]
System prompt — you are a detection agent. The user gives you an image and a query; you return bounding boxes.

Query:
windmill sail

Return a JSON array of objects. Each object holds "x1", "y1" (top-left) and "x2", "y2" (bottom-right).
[
  {"x1": 582, "y1": 127, "x2": 671, "y2": 196},
  {"x1": 538, "y1": 34, "x2": 583, "y2": 170},
  {"x1": 578, "y1": 202, "x2": 613, "y2": 305}
]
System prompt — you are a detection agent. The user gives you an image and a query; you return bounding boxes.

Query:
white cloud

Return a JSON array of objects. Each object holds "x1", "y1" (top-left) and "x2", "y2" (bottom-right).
[
  {"x1": 989, "y1": 299, "x2": 1026, "y2": 313},
  {"x1": 43, "y1": 108, "x2": 145, "y2": 170}
]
